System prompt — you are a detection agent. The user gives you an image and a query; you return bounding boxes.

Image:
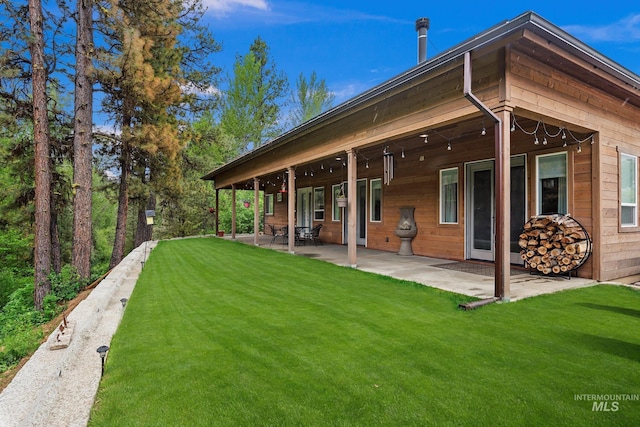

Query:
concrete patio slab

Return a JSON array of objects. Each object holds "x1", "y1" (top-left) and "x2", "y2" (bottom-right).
[{"x1": 230, "y1": 234, "x2": 597, "y2": 301}]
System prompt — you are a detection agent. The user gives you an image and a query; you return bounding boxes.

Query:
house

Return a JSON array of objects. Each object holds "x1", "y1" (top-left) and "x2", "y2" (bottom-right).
[{"x1": 202, "y1": 11, "x2": 640, "y2": 301}]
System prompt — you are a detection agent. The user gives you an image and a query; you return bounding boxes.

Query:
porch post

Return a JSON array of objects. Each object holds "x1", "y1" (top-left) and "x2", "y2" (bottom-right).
[
  {"x1": 347, "y1": 149, "x2": 357, "y2": 267},
  {"x1": 495, "y1": 108, "x2": 511, "y2": 301},
  {"x1": 463, "y1": 51, "x2": 510, "y2": 301},
  {"x1": 215, "y1": 188, "x2": 219, "y2": 235},
  {"x1": 287, "y1": 167, "x2": 296, "y2": 253},
  {"x1": 231, "y1": 184, "x2": 236, "y2": 240},
  {"x1": 253, "y1": 177, "x2": 260, "y2": 246}
]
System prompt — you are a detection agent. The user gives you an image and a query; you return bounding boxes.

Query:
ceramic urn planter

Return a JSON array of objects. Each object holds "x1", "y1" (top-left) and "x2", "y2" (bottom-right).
[{"x1": 395, "y1": 207, "x2": 417, "y2": 256}]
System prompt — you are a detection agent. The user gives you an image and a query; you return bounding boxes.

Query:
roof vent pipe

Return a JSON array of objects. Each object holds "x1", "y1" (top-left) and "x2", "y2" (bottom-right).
[{"x1": 416, "y1": 18, "x2": 430, "y2": 63}]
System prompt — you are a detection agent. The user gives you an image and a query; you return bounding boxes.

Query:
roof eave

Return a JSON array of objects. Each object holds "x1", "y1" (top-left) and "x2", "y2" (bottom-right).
[{"x1": 202, "y1": 11, "x2": 640, "y2": 181}]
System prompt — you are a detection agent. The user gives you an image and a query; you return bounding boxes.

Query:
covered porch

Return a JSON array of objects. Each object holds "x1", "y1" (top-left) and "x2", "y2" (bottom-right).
[
  {"x1": 203, "y1": 11, "x2": 640, "y2": 300},
  {"x1": 228, "y1": 234, "x2": 596, "y2": 302}
]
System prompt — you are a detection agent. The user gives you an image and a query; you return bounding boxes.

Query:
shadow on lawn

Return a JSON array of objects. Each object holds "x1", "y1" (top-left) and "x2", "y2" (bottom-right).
[
  {"x1": 563, "y1": 332, "x2": 640, "y2": 363},
  {"x1": 576, "y1": 302, "x2": 640, "y2": 319}
]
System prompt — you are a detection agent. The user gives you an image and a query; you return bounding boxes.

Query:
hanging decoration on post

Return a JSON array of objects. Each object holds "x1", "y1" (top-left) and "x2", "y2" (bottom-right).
[{"x1": 383, "y1": 146, "x2": 394, "y2": 185}]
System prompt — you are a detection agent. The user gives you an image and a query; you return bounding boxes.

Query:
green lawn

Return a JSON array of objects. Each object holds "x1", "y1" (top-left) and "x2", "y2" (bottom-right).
[{"x1": 89, "y1": 238, "x2": 640, "y2": 426}]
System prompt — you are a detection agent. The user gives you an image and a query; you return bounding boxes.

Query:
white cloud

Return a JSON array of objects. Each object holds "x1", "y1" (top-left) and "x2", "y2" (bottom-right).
[
  {"x1": 564, "y1": 14, "x2": 640, "y2": 43},
  {"x1": 331, "y1": 82, "x2": 369, "y2": 104},
  {"x1": 201, "y1": 0, "x2": 269, "y2": 13},
  {"x1": 181, "y1": 82, "x2": 221, "y2": 97}
]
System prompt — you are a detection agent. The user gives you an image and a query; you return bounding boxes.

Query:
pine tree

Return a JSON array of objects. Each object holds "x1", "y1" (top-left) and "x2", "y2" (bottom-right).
[
  {"x1": 95, "y1": 0, "x2": 219, "y2": 267},
  {"x1": 28, "y1": 0, "x2": 52, "y2": 310},
  {"x1": 72, "y1": 0, "x2": 94, "y2": 279}
]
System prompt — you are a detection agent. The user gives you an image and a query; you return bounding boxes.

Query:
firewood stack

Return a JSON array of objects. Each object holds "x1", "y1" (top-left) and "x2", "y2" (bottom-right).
[{"x1": 519, "y1": 214, "x2": 591, "y2": 275}]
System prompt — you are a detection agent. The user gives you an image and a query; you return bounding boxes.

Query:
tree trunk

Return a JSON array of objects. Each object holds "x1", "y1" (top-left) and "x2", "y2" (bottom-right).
[
  {"x1": 29, "y1": 0, "x2": 51, "y2": 310},
  {"x1": 110, "y1": 144, "x2": 130, "y2": 269},
  {"x1": 50, "y1": 193, "x2": 62, "y2": 275},
  {"x1": 135, "y1": 192, "x2": 155, "y2": 247},
  {"x1": 72, "y1": 0, "x2": 94, "y2": 279}
]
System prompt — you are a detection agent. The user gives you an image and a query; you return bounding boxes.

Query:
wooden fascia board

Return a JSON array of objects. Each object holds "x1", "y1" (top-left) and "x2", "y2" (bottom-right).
[{"x1": 521, "y1": 28, "x2": 640, "y2": 100}]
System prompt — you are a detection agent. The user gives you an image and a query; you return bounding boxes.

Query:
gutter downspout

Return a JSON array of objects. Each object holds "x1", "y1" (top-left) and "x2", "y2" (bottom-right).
[{"x1": 463, "y1": 51, "x2": 510, "y2": 302}]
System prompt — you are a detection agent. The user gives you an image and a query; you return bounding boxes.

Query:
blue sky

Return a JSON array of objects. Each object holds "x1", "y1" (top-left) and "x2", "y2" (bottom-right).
[{"x1": 200, "y1": 0, "x2": 640, "y2": 105}]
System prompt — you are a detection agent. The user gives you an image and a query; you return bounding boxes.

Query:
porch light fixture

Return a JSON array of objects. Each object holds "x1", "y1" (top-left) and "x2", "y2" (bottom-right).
[{"x1": 97, "y1": 345, "x2": 109, "y2": 377}]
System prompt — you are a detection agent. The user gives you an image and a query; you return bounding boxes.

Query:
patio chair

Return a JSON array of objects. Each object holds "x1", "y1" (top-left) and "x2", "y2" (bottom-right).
[
  {"x1": 294, "y1": 227, "x2": 307, "y2": 246},
  {"x1": 268, "y1": 224, "x2": 285, "y2": 247},
  {"x1": 309, "y1": 224, "x2": 323, "y2": 246}
]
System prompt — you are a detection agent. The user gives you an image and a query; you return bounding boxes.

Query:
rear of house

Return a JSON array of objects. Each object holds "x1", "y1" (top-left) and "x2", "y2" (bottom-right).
[{"x1": 204, "y1": 11, "x2": 640, "y2": 288}]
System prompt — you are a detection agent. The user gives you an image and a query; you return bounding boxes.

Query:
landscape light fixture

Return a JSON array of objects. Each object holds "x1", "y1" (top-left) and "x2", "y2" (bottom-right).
[
  {"x1": 97, "y1": 345, "x2": 109, "y2": 377},
  {"x1": 120, "y1": 298, "x2": 128, "y2": 307}
]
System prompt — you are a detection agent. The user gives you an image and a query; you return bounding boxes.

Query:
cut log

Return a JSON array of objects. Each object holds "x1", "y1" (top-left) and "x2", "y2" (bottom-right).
[{"x1": 520, "y1": 214, "x2": 591, "y2": 275}]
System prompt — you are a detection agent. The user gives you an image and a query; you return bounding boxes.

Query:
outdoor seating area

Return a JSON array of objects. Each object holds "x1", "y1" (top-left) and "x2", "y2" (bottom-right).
[{"x1": 268, "y1": 224, "x2": 323, "y2": 247}]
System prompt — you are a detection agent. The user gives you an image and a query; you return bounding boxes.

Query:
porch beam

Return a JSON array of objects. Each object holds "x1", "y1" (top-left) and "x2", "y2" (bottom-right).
[
  {"x1": 347, "y1": 149, "x2": 357, "y2": 267},
  {"x1": 231, "y1": 184, "x2": 237, "y2": 240},
  {"x1": 253, "y1": 177, "x2": 260, "y2": 246},
  {"x1": 287, "y1": 167, "x2": 295, "y2": 253},
  {"x1": 463, "y1": 51, "x2": 510, "y2": 301}
]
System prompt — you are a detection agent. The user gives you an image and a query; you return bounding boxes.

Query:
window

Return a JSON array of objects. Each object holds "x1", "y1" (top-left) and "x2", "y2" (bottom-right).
[
  {"x1": 439, "y1": 168, "x2": 458, "y2": 223},
  {"x1": 264, "y1": 193, "x2": 274, "y2": 215},
  {"x1": 370, "y1": 179, "x2": 382, "y2": 222},
  {"x1": 621, "y1": 153, "x2": 638, "y2": 227},
  {"x1": 536, "y1": 152, "x2": 567, "y2": 214},
  {"x1": 314, "y1": 187, "x2": 325, "y2": 221}
]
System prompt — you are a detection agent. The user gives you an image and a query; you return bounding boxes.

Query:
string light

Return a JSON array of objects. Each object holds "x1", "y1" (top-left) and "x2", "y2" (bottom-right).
[
  {"x1": 447, "y1": 142, "x2": 452, "y2": 151},
  {"x1": 401, "y1": 148, "x2": 405, "y2": 158},
  {"x1": 511, "y1": 113, "x2": 595, "y2": 151},
  {"x1": 420, "y1": 133, "x2": 428, "y2": 143},
  {"x1": 366, "y1": 160, "x2": 369, "y2": 168},
  {"x1": 481, "y1": 121, "x2": 486, "y2": 136}
]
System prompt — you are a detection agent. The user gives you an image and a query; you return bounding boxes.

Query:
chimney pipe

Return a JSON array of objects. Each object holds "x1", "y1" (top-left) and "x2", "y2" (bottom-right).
[{"x1": 416, "y1": 17, "x2": 430, "y2": 63}]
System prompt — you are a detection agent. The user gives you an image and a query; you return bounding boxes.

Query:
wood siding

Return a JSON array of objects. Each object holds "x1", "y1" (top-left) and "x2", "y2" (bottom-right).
[{"x1": 219, "y1": 33, "x2": 640, "y2": 282}]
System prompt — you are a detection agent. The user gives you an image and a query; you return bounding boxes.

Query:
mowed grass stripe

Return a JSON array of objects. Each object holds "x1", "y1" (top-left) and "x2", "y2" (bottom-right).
[{"x1": 89, "y1": 238, "x2": 640, "y2": 426}]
